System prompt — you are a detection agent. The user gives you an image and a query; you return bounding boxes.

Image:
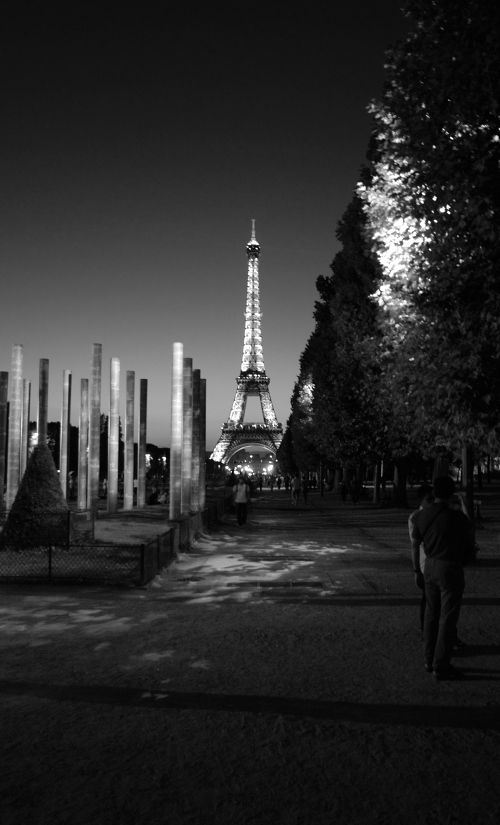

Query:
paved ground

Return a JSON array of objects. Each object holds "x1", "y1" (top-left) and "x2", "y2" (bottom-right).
[{"x1": 2, "y1": 488, "x2": 500, "y2": 824}]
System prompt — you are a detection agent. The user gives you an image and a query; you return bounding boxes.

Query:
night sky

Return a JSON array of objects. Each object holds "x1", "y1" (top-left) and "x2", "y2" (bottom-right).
[{"x1": 1, "y1": 4, "x2": 412, "y2": 450}]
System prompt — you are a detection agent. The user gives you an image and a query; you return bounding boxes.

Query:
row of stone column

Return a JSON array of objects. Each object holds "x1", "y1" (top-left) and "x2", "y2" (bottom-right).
[
  {"x1": 169, "y1": 343, "x2": 206, "y2": 522},
  {"x1": 0, "y1": 343, "x2": 149, "y2": 515},
  {"x1": 83, "y1": 344, "x2": 149, "y2": 515}
]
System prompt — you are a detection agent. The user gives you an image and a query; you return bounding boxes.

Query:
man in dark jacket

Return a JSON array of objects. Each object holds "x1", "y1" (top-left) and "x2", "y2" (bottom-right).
[{"x1": 410, "y1": 476, "x2": 474, "y2": 680}]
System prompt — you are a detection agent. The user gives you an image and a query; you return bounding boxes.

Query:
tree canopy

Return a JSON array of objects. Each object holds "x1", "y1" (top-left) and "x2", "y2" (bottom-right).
[{"x1": 286, "y1": 0, "x2": 500, "y2": 485}]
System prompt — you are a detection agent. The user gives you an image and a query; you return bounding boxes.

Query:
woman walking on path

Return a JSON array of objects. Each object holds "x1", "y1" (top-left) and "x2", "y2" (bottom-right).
[
  {"x1": 291, "y1": 473, "x2": 301, "y2": 507},
  {"x1": 233, "y1": 475, "x2": 251, "y2": 526}
]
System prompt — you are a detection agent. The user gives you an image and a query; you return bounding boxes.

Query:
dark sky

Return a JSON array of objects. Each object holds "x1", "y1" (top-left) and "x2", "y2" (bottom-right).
[{"x1": 1, "y1": 3, "x2": 412, "y2": 449}]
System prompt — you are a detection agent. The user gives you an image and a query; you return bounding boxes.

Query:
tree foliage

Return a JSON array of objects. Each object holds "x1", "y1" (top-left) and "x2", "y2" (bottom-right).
[
  {"x1": 289, "y1": 193, "x2": 387, "y2": 469},
  {"x1": 287, "y1": 0, "x2": 500, "y2": 485},
  {"x1": 358, "y1": 0, "x2": 500, "y2": 455}
]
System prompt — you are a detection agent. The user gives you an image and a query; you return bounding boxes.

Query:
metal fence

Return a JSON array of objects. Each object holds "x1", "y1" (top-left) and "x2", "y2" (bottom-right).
[
  {"x1": 0, "y1": 535, "x2": 175, "y2": 586},
  {"x1": 0, "y1": 494, "x2": 230, "y2": 587}
]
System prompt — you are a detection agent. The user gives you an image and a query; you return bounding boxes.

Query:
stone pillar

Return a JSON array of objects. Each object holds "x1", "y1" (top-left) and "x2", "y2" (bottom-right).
[
  {"x1": 6, "y1": 345, "x2": 23, "y2": 509},
  {"x1": 137, "y1": 379, "x2": 147, "y2": 509},
  {"x1": 20, "y1": 379, "x2": 31, "y2": 479},
  {"x1": 191, "y1": 369, "x2": 201, "y2": 512},
  {"x1": 0, "y1": 372, "x2": 9, "y2": 510},
  {"x1": 181, "y1": 357, "x2": 193, "y2": 517},
  {"x1": 60, "y1": 370, "x2": 72, "y2": 498},
  {"x1": 88, "y1": 344, "x2": 102, "y2": 511},
  {"x1": 38, "y1": 358, "x2": 49, "y2": 447},
  {"x1": 169, "y1": 343, "x2": 183, "y2": 521},
  {"x1": 124, "y1": 370, "x2": 135, "y2": 511},
  {"x1": 78, "y1": 378, "x2": 89, "y2": 511},
  {"x1": 108, "y1": 357, "x2": 120, "y2": 514},
  {"x1": 199, "y1": 377, "x2": 206, "y2": 510}
]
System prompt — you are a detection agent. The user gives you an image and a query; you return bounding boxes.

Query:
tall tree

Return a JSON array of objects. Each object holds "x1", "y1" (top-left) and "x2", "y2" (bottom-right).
[{"x1": 358, "y1": 0, "x2": 500, "y2": 458}]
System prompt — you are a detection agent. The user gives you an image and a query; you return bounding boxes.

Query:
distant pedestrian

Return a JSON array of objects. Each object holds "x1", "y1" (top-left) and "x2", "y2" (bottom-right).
[
  {"x1": 284, "y1": 475, "x2": 290, "y2": 492},
  {"x1": 277, "y1": 476, "x2": 282, "y2": 490},
  {"x1": 233, "y1": 475, "x2": 251, "y2": 526},
  {"x1": 258, "y1": 475, "x2": 263, "y2": 492},
  {"x1": 291, "y1": 473, "x2": 301, "y2": 507}
]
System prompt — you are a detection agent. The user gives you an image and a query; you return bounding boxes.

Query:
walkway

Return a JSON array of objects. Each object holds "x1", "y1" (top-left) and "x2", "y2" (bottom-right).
[{"x1": 2, "y1": 488, "x2": 500, "y2": 824}]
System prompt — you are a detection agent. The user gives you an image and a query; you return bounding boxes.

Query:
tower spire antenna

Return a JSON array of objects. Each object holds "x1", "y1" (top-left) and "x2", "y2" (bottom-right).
[{"x1": 251, "y1": 219, "x2": 256, "y2": 241}]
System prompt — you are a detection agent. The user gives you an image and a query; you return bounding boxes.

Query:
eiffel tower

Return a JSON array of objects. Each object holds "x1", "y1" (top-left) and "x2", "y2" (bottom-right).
[{"x1": 210, "y1": 222, "x2": 283, "y2": 464}]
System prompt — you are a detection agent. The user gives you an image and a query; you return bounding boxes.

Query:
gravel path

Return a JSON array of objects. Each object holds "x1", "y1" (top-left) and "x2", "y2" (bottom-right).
[{"x1": 2, "y1": 489, "x2": 500, "y2": 824}]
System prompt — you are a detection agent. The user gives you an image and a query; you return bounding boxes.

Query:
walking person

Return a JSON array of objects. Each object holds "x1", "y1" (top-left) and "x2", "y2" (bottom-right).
[
  {"x1": 410, "y1": 476, "x2": 474, "y2": 680},
  {"x1": 409, "y1": 484, "x2": 469, "y2": 651},
  {"x1": 233, "y1": 475, "x2": 251, "y2": 527},
  {"x1": 291, "y1": 472, "x2": 301, "y2": 507}
]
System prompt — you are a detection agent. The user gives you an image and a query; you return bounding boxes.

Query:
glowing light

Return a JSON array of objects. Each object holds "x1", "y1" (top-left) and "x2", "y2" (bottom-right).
[{"x1": 169, "y1": 342, "x2": 183, "y2": 521}]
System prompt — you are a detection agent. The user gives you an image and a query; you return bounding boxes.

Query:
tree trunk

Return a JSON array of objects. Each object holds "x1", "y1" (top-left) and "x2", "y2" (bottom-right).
[
  {"x1": 433, "y1": 454, "x2": 450, "y2": 479},
  {"x1": 373, "y1": 460, "x2": 381, "y2": 504},
  {"x1": 392, "y1": 456, "x2": 409, "y2": 508},
  {"x1": 334, "y1": 468, "x2": 341, "y2": 492},
  {"x1": 462, "y1": 445, "x2": 475, "y2": 524}
]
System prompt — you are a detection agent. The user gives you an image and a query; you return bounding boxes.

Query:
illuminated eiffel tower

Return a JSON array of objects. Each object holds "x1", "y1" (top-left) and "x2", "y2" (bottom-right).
[{"x1": 210, "y1": 222, "x2": 283, "y2": 464}]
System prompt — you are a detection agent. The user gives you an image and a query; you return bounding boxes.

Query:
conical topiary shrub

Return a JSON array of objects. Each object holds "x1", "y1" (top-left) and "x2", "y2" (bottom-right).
[{"x1": 0, "y1": 444, "x2": 69, "y2": 549}]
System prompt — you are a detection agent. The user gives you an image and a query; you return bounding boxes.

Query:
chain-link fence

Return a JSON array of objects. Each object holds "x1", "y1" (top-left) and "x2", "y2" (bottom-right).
[
  {"x1": 0, "y1": 544, "x2": 136, "y2": 584},
  {"x1": 0, "y1": 494, "x2": 231, "y2": 586},
  {"x1": 0, "y1": 537, "x2": 175, "y2": 586}
]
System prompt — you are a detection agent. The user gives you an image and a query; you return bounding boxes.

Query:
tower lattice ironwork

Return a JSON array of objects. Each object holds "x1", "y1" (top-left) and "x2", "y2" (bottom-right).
[{"x1": 210, "y1": 222, "x2": 283, "y2": 464}]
